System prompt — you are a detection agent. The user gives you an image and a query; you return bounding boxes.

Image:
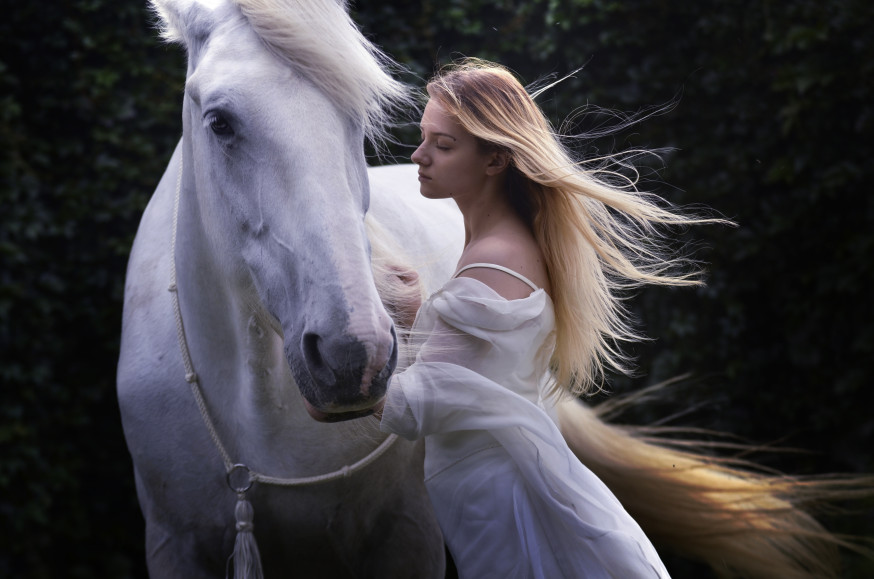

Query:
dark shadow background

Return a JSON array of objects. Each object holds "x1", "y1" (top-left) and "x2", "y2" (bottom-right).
[{"x1": 1, "y1": 0, "x2": 871, "y2": 576}]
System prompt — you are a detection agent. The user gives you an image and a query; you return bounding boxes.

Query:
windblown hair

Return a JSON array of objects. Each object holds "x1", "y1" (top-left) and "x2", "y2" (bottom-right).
[
  {"x1": 231, "y1": 0, "x2": 409, "y2": 141},
  {"x1": 427, "y1": 58, "x2": 717, "y2": 396},
  {"x1": 557, "y1": 391, "x2": 874, "y2": 579}
]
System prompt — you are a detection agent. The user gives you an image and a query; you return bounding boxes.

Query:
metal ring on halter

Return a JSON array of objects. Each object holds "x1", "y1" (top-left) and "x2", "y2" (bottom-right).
[{"x1": 226, "y1": 464, "x2": 254, "y2": 493}]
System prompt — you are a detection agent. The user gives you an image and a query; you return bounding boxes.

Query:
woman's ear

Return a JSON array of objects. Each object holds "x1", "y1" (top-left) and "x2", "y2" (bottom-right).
[{"x1": 486, "y1": 150, "x2": 511, "y2": 176}]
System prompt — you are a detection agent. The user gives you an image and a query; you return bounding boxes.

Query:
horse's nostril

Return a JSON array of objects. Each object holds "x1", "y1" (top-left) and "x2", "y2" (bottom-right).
[
  {"x1": 299, "y1": 326, "x2": 394, "y2": 399},
  {"x1": 302, "y1": 332, "x2": 324, "y2": 370}
]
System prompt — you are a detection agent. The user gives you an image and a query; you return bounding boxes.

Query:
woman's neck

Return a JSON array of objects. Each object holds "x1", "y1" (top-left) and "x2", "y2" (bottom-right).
[{"x1": 456, "y1": 179, "x2": 514, "y2": 246}]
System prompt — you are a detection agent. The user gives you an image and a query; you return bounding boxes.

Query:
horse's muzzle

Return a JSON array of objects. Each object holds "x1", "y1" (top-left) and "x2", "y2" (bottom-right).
[{"x1": 292, "y1": 324, "x2": 397, "y2": 421}]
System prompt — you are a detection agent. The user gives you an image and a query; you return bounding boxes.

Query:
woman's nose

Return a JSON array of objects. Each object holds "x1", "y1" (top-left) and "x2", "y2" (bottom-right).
[{"x1": 411, "y1": 143, "x2": 427, "y2": 166}]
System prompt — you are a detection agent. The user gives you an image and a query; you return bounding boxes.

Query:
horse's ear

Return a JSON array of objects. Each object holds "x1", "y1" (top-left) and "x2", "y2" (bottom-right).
[
  {"x1": 150, "y1": 0, "x2": 187, "y2": 44},
  {"x1": 150, "y1": 0, "x2": 223, "y2": 48}
]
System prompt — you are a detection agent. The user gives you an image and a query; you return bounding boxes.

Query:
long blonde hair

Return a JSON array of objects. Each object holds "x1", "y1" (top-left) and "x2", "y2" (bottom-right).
[{"x1": 427, "y1": 58, "x2": 721, "y2": 396}]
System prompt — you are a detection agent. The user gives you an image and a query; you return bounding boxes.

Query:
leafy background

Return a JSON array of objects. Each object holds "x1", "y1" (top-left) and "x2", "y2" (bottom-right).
[{"x1": 1, "y1": 0, "x2": 871, "y2": 576}]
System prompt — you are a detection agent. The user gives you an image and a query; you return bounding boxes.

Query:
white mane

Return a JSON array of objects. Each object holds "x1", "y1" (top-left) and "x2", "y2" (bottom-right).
[{"x1": 151, "y1": 0, "x2": 411, "y2": 141}]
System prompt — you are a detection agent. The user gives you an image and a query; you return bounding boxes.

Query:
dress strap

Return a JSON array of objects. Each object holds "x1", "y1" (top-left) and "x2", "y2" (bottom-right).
[{"x1": 454, "y1": 263, "x2": 540, "y2": 292}]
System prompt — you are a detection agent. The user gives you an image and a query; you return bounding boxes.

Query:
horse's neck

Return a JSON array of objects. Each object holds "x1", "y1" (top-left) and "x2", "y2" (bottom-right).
[{"x1": 173, "y1": 177, "x2": 383, "y2": 478}]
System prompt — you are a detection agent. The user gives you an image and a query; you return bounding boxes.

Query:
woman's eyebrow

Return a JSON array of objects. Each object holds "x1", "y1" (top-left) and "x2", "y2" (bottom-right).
[{"x1": 420, "y1": 128, "x2": 458, "y2": 141}]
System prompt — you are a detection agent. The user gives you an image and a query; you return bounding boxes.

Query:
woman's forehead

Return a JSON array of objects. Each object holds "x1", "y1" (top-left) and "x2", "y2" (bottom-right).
[{"x1": 420, "y1": 99, "x2": 463, "y2": 137}]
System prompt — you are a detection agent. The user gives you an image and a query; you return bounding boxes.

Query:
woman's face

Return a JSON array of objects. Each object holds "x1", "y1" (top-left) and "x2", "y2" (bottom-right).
[{"x1": 410, "y1": 99, "x2": 495, "y2": 202}]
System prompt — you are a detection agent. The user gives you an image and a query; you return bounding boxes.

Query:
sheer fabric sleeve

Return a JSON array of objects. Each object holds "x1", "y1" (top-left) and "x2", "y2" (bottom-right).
[{"x1": 379, "y1": 277, "x2": 551, "y2": 440}]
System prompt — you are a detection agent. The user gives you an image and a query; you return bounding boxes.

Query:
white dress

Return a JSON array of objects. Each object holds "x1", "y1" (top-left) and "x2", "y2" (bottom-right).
[{"x1": 381, "y1": 264, "x2": 670, "y2": 578}]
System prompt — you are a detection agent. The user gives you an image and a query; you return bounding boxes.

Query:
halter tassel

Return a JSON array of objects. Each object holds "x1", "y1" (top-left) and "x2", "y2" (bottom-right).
[{"x1": 231, "y1": 494, "x2": 264, "y2": 579}]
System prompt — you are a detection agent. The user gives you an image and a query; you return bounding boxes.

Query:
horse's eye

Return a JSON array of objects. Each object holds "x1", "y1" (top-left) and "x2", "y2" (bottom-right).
[{"x1": 208, "y1": 114, "x2": 233, "y2": 136}]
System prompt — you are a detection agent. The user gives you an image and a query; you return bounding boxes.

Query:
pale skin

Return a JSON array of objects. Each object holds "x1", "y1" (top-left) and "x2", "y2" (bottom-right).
[{"x1": 411, "y1": 98, "x2": 552, "y2": 300}]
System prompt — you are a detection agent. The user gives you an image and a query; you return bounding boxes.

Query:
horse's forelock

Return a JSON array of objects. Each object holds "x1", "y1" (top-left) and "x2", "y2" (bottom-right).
[
  {"x1": 151, "y1": 0, "x2": 411, "y2": 141},
  {"x1": 229, "y1": 0, "x2": 411, "y2": 141}
]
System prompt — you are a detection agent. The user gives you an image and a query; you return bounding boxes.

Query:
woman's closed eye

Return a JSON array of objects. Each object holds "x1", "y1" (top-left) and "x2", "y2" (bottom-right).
[
  {"x1": 419, "y1": 131, "x2": 453, "y2": 151},
  {"x1": 422, "y1": 142, "x2": 450, "y2": 151}
]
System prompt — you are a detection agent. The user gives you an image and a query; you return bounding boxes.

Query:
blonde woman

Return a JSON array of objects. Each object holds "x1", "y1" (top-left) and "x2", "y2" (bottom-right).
[
  {"x1": 375, "y1": 58, "x2": 697, "y2": 577},
  {"x1": 377, "y1": 59, "x2": 864, "y2": 578}
]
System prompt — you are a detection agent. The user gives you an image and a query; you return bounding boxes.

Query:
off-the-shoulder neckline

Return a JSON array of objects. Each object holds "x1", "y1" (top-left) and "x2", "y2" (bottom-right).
[{"x1": 443, "y1": 275, "x2": 551, "y2": 304}]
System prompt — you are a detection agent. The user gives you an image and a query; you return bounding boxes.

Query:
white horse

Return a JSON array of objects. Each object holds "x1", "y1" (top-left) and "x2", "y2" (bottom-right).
[
  {"x1": 117, "y1": 0, "x2": 461, "y2": 576},
  {"x1": 120, "y1": 1, "x2": 861, "y2": 577}
]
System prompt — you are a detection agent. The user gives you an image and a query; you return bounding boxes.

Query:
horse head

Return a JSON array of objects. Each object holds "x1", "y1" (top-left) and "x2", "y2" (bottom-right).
[{"x1": 152, "y1": 0, "x2": 409, "y2": 421}]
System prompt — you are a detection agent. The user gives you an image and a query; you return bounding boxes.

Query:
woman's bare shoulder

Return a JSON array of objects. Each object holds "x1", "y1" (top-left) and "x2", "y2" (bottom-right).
[{"x1": 457, "y1": 231, "x2": 551, "y2": 300}]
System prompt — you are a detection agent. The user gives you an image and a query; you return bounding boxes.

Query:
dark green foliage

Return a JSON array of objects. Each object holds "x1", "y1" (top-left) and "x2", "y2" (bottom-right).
[
  {"x1": 1, "y1": 0, "x2": 870, "y2": 576},
  {"x1": 1, "y1": 1, "x2": 183, "y2": 577}
]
